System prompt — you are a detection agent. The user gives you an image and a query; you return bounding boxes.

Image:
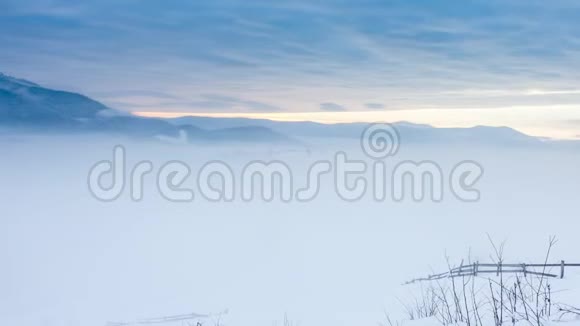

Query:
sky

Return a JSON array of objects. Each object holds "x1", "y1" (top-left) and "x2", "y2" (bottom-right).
[{"x1": 2, "y1": 0, "x2": 580, "y2": 138}]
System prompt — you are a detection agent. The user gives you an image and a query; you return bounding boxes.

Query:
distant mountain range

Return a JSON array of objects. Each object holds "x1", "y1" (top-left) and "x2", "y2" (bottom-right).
[
  {"x1": 0, "y1": 73, "x2": 289, "y2": 143},
  {"x1": 169, "y1": 116, "x2": 539, "y2": 146},
  {"x1": 0, "y1": 72, "x2": 544, "y2": 146}
]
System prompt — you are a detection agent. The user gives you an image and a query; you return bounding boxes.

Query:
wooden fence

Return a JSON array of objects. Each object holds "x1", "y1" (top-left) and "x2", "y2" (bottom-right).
[
  {"x1": 107, "y1": 313, "x2": 209, "y2": 326},
  {"x1": 405, "y1": 260, "x2": 580, "y2": 285}
]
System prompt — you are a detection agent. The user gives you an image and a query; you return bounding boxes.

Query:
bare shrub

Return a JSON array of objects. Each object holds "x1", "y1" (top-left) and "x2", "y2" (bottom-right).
[{"x1": 399, "y1": 237, "x2": 563, "y2": 326}]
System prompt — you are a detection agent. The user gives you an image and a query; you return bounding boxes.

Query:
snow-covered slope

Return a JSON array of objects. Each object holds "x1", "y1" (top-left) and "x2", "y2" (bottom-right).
[{"x1": 0, "y1": 73, "x2": 116, "y2": 125}]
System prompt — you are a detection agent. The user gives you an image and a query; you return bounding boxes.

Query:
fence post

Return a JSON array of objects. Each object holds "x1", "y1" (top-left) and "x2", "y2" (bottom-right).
[
  {"x1": 474, "y1": 261, "x2": 478, "y2": 276},
  {"x1": 497, "y1": 262, "x2": 502, "y2": 276},
  {"x1": 522, "y1": 263, "x2": 527, "y2": 277},
  {"x1": 561, "y1": 260, "x2": 565, "y2": 279}
]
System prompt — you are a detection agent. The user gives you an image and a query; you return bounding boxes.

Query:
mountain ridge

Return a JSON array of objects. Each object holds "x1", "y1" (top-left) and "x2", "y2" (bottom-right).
[
  {"x1": 0, "y1": 73, "x2": 291, "y2": 143},
  {"x1": 0, "y1": 73, "x2": 547, "y2": 146}
]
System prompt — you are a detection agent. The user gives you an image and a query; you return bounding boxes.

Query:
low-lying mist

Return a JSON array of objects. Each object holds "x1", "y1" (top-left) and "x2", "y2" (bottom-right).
[{"x1": 1, "y1": 135, "x2": 579, "y2": 326}]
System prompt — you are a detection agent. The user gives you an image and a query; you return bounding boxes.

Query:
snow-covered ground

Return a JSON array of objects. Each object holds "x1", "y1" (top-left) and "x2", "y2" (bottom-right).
[
  {"x1": 1, "y1": 136, "x2": 579, "y2": 326},
  {"x1": 406, "y1": 317, "x2": 580, "y2": 326}
]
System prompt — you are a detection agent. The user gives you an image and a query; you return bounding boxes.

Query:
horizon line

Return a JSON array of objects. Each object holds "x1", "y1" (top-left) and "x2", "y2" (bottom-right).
[{"x1": 132, "y1": 109, "x2": 578, "y2": 140}]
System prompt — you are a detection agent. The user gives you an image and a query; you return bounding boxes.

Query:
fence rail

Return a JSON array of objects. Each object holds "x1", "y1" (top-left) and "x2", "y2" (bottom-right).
[
  {"x1": 106, "y1": 312, "x2": 209, "y2": 326},
  {"x1": 405, "y1": 260, "x2": 580, "y2": 285}
]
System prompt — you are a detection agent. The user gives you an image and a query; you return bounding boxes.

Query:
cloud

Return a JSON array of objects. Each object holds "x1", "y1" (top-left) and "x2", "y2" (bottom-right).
[
  {"x1": 2, "y1": 0, "x2": 580, "y2": 118},
  {"x1": 201, "y1": 94, "x2": 282, "y2": 112},
  {"x1": 92, "y1": 90, "x2": 180, "y2": 100},
  {"x1": 365, "y1": 103, "x2": 385, "y2": 110},
  {"x1": 320, "y1": 102, "x2": 346, "y2": 112},
  {"x1": 98, "y1": 92, "x2": 283, "y2": 112}
]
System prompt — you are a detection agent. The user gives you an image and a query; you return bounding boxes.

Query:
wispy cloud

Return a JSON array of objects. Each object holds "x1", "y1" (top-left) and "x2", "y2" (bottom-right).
[
  {"x1": 365, "y1": 103, "x2": 385, "y2": 110},
  {"x1": 320, "y1": 102, "x2": 347, "y2": 112},
  {"x1": 2, "y1": 0, "x2": 580, "y2": 120},
  {"x1": 92, "y1": 90, "x2": 180, "y2": 100}
]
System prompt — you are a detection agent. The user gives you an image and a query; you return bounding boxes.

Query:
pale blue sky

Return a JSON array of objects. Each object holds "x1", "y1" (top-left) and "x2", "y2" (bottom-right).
[{"x1": 2, "y1": 0, "x2": 580, "y2": 137}]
